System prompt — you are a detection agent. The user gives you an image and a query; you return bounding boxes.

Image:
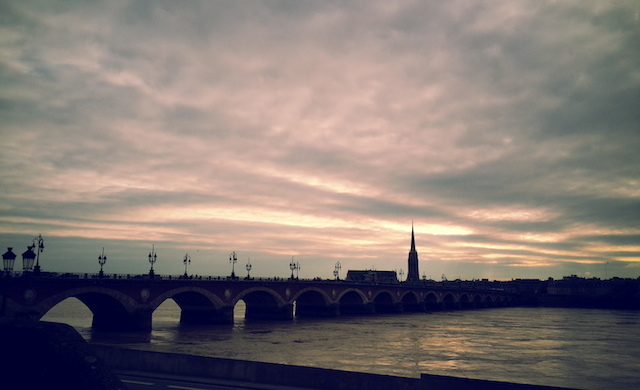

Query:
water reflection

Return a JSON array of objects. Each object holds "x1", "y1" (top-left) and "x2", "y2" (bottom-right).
[{"x1": 90, "y1": 329, "x2": 153, "y2": 344}]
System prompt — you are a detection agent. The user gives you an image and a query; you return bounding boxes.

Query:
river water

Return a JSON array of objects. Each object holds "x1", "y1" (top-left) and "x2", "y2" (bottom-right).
[{"x1": 41, "y1": 299, "x2": 640, "y2": 390}]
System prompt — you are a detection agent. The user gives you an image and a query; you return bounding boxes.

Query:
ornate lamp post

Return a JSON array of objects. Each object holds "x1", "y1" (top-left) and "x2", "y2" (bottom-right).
[
  {"x1": 183, "y1": 253, "x2": 191, "y2": 278},
  {"x1": 148, "y1": 244, "x2": 157, "y2": 278},
  {"x1": 333, "y1": 261, "x2": 341, "y2": 280},
  {"x1": 289, "y1": 257, "x2": 296, "y2": 280},
  {"x1": 245, "y1": 258, "x2": 252, "y2": 280},
  {"x1": 229, "y1": 251, "x2": 237, "y2": 279},
  {"x1": 399, "y1": 268, "x2": 404, "y2": 282},
  {"x1": 2, "y1": 247, "x2": 16, "y2": 276},
  {"x1": 32, "y1": 235, "x2": 44, "y2": 274},
  {"x1": 21, "y1": 245, "x2": 36, "y2": 273},
  {"x1": 98, "y1": 247, "x2": 107, "y2": 278}
]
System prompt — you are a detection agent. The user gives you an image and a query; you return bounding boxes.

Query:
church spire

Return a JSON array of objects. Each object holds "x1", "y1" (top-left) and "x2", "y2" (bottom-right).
[
  {"x1": 410, "y1": 222, "x2": 416, "y2": 252},
  {"x1": 406, "y1": 223, "x2": 420, "y2": 282}
]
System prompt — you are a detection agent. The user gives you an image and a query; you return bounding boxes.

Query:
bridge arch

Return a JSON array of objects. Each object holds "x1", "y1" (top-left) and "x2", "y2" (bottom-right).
[
  {"x1": 400, "y1": 291, "x2": 424, "y2": 312},
  {"x1": 442, "y1": 292, "x2": 456, "y2": 310},
  {"x1": 424, "y1": 291, "x2": 440, "y2": 311},
  {"x1": 150, "y1": 287, "x2": 225, "y2": 310},
  {"x1": 293, "y1": 288, "x2": 336, "y2": 317},
  {"x1": 373, "y1": 290, "x2": 401, "y2": 313},
  {"x1": 459, "y1": 293, "x2": 472, "y2": 309},
  {"x1": 336, "y1": 288, "x2": 368, "y2": 302},
  {"x1": 487, "y1": 294, "x2": 496, "y2": 306},
  {"x1": 500, "y1": 295, "x2": 513, "y2": 306},
  {"x1": 234, "y1": 287, "x2": 292, "y2": 321},
  {"x1": 338, "y1": 288, "x2": 374, "y2": 315},
  {"x1": 34, "y1": 287, "x2": 142, "y2": 331},
  {"x1": 149, "y1": 287, "x2": 229, "y2": 325},
  {"x1": 472, "y1": 293, "x2": 484, "y2": 308},
  {"x1": 35, "y1": 287, "x2": 132, "y2": 316}
]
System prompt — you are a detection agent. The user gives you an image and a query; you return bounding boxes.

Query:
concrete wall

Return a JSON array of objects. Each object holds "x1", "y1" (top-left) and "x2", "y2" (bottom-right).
[
  {"x1": 92, "y1": 345, "x2": 577, "y2": 390},
  {"x1": 93, "y1": 345, "x2": 420, "y2": 390},
  {"x1": 419, "y1": 374, "x2": 577, "y2": 390}
]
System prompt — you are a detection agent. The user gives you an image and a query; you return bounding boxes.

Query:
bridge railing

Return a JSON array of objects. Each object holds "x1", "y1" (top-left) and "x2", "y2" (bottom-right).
[
  {"x1": 2, "y1": 271, "x2": 339, "y2": 283},
  {"x1": 1, "y1": 271, "x2": 510, "y2": 292}
]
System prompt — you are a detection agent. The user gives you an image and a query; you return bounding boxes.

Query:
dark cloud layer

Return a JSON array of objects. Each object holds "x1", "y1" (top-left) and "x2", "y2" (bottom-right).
[{"x1": 1, "y1": 1, "x2": 639, "y2": 280}]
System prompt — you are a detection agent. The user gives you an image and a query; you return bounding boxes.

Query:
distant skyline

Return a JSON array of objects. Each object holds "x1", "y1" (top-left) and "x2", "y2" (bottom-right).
[{"x1": 1, "y1": 1, "x2": 639, "y2": 280}]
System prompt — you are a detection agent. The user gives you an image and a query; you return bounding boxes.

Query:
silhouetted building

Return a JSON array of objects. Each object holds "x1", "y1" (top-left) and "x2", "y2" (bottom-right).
[
  {"x1": 406, "y1": 224, "x2": 420, "y2": 282},
  {"x1": 346, "y1": 270, "x2": 399, "y2": 284}
]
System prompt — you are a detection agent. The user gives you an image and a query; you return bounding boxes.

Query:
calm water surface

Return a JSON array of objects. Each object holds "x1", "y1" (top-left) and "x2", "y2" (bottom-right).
[{"x1": 42, "y1": 299, "x2": 640, "y2": 390}]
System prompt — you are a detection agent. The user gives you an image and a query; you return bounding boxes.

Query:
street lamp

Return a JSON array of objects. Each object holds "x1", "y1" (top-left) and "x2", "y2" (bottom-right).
[
  {"x1": 148, "y1": 244, "x2": 157, "y2": 278},
  {"x1": 245, "y1": 258, "x2": 252, "y2": 280},
  {"x1": 399, "y1": 268, "x2": 404, "y2": 282},
  {"x1": 289, "y1": 257, "x2": 296, "y2": 280},
  {"x1": 229, "y1": 251, "x2": 237, "y2": 279},
  {"x1": 333, "y1": 261, "x2": 341, "y2": 280},
  {"x1": 98, "y1": 247, "x2": 107, "y2": 277},
  {"x1": 32, "y1": 235, "x2": 44, "y2": 274},
  {"x1": 2, "y1": 247, "x2": 16, "y2": 276},
  {"x1": 21, "y1": 245, "x2": 36, "y2": 273},
  {"x1": 296, "y1": 262, "x2": 301, "y2": 279},
  {"x1": 183, "y1": 253, "x2": 191, "y2": 278}
]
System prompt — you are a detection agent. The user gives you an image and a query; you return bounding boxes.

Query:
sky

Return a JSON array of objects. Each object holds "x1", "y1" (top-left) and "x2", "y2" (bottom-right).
[{"x1": 1, "y1": 0, "x2": 639, "y2": 281}]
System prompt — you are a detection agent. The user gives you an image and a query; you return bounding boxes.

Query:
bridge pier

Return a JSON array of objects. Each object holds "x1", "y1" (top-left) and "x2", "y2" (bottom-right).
[
  {"x1": 403, "y1": 301, "x2": 426, "y2": 312},
  {"x1": 375, "y1": 302, "x2": 403, "y2": 314},
  {"x1": 339, "y1": 302, "x2": 375, "y2": 316},
  {"x1": 459, "y1": 300, "x2": 473, "y2": 310},
  {"x1": 441, "y1": 302, "x2": 459, "y2": 311},
  {"x1": 296, "y1": 303, "x2": 340, "y2": 317},
  {"x1": 93, "y1": 308, "x2": 152, "y2": 332},
  {"x1": 474, "y1": 300, "x2": 488, "y2": 309},
  {"x1": 424, "y1": 301, "x2": 442, "y2": 311},
  {"x1": 180, "y1": 305, "x2": 233, "y2": 325},
  {"x1": 245, "y1": 303, "x2": 293, "y2": 321}
]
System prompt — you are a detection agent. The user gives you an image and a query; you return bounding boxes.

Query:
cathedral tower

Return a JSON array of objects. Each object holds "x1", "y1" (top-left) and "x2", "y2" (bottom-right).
[{"x1": 406, "y1": 224, "x2": 420, "y2": 282}]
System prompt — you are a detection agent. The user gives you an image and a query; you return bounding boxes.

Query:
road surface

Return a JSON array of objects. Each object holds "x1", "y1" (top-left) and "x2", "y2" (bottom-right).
[{"x1": 117, "y1": 371, "x2": 314, "y2": 390}]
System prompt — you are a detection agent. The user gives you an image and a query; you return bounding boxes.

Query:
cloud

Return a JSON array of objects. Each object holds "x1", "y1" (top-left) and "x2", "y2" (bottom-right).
[{"x1": 1, "y1": 0, "x2": 639, "y2": 280}]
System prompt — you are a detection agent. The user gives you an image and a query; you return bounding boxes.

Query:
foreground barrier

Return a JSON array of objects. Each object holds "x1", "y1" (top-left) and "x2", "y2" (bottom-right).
[
  {"x1": 0, "y1": 318, "x2": 578, "y2": 390},
  {"x1": 92, "y1": 345, "x2": 577, "y2": 390}
]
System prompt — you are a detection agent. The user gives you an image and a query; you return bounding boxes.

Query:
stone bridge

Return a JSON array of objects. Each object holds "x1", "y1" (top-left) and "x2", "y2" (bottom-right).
[{"x1": 0, "y1": 275, "x2": 515, "y2": 331}]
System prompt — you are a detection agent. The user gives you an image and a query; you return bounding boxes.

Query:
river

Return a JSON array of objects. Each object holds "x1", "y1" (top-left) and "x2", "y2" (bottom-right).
[{"x1": 41, "y1": 299, "x2": 640, "y2": 390}]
